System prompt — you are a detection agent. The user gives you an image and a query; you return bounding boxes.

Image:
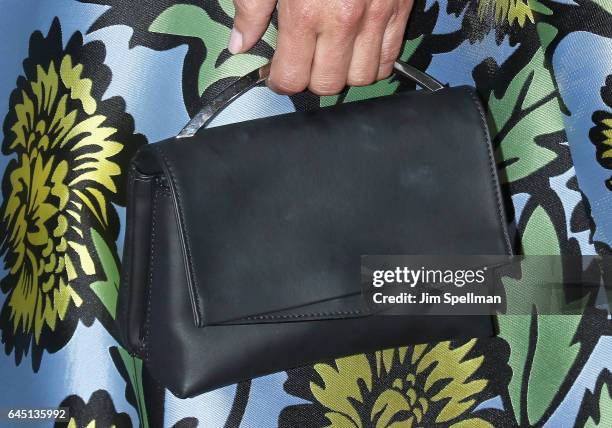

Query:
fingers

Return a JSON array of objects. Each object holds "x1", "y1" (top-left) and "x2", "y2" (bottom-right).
[
  {"x1": 230, "y1": 0, "x2": 277, "y2": 53},
  {"x1": 309, "y1": 2, "x2": 365, "y2": 95},
  {"x1": 347, "y1": 1, "x2": 394, "y2": 86},
  {"x1": 377, "y1": 0, "x2": 413, "y2": 80},
  {"x1": 230, "y1": 0, "x2": 415, "y2": 95},
  {"x1": 267, "y1": 1, "x2": 317, "y2": 94},
  {"x1": 270, "y1": 0, "x2": 365, "y2": 95}
]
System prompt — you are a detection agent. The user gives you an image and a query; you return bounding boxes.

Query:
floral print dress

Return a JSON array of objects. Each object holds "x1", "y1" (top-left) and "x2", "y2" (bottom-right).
[{"x1": 0, "y1": 1, "x2": 610, "y2": 427}]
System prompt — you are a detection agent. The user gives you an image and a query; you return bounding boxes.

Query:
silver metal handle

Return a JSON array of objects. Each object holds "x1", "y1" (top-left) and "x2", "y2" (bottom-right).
[{"x1": 176, "y1": 60, "x2": 444, "y2": 139}]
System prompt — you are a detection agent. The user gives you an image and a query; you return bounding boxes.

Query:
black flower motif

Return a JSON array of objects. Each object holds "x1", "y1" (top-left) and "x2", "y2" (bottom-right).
[
  {"x1": 54, "y1": 389, "x2": 133, "y2": 428},
  {"x1": 0, "y1": 18, "x2": 145, "y2": 370}
]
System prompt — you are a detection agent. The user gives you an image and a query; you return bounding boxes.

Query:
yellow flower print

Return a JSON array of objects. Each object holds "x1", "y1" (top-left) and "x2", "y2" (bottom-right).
[
  {"x1": 4, "y1": 149, "x2": 82, "y2": 343},
  {"x1": 447, "y1": 0, "x2": 550, "y2": 44},
  {"x1": 0, "y1": 18, "x2": 144, "y2": 369},
  {"x1": 281, "y1": 339, "x2": 508, "y2": 427},
  {"x1": 476, "y1": 0, "x2": 536, "y2": 28}
]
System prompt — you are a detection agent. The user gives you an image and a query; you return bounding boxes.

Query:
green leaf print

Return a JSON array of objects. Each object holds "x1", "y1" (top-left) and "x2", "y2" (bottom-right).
[
  {"x1": 488, "y1": 31, "x2": 562, "y2": 183},
  {"x1": 585, "y1": 379, "x2": 612, "y2": 428},
  {"x1": 592, "y1": 0, "x2": 612, "y2": 15},
  {"x1": 118, "y1": 347, "x2": 149, "y2": 428},
  {"x1": 498, "y1": 206, "x2": 585, "y2": 425},
  {"x1": 149, "y1": 2, "x2": 275, "y2": 96},
  {"x1": 90, "y1": 228, "x2": 120, "y2": 319}
]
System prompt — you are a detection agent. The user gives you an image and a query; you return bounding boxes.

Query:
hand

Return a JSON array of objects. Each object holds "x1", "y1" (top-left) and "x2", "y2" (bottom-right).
[{"x1": 228, "y1": 0, "x2": 414, "y2": 95}]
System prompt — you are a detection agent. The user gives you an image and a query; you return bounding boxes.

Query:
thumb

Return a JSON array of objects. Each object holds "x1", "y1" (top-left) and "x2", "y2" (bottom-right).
[{"x1": 229, "y1": 0, "x2": 277, "y2": 54}]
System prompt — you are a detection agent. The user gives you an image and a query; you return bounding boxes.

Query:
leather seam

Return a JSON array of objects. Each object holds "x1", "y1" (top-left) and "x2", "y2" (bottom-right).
[
  {"x1": 142, "y1": 187, "x2": 159, "y2": 360},
  {"x1": 121, "y1": 166, "x2": 139, "y2": 355},
  {"x1": 154, "y1": 145, "x2": 204, "y2": 326},
  {"x1": 464, "y1": 87, "x2": 513, "y2": 255},
  {"x1": 242, "y1": 310, "x2": 362, "y2": 321}
]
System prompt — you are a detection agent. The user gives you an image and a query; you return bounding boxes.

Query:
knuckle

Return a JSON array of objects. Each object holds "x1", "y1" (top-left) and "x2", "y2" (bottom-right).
[
  {"x1": 309, "y1": 79, "x2": 345, "y2": 96},
  {"x1": 377, "y1": 62, "x2": 394, "y2": 79},
  {"x1": 334, "y1": 1, "x2": 366, "y2": 27},
  {"x1": 271, "y1": 73, "x2": 307, "y2": 94},
  {"x1": 368, "y1": 0, "x2": 392, "y2": 23},
  {"x1": 347, "y1": 73, "x2": 376, "y2": 87},
  {"x1": 347, "y1": 66, "x2": 377, "y2": 86},
  {"x1": 379, "y1": 52, "x2": 395, "y2": 68},
  {"x1": 381, "y1": 43, "x2": 401, "y2": 64},
  {"x1": 378, "y1": 69, "x2": 392, "y2": 80},
  {"x1": 291, "y1": 2, "x2": 317, "y2": 26},
  {"x1": 393, "y1": 0, "x2": 413, "y2": 21}
]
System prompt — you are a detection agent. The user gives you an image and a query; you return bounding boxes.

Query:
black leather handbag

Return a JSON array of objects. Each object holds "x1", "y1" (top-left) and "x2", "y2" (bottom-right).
[{"x1": 117, "y1": 61, "x2": 512, "y2": 398}]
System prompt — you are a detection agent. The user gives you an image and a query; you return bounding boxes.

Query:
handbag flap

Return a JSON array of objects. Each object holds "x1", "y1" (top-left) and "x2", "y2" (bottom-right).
[{"x1": 130, "y1": 86, "x2": 511, "y2": 327}]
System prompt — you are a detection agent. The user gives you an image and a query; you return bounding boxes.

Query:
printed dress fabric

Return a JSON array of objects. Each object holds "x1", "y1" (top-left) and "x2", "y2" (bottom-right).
[{"x1": 0, "y1": 0, "x2": 611, "y2": 427}]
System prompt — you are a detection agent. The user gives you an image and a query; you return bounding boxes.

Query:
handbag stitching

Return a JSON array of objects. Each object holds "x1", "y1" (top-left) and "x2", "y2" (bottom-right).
[
  {"x1": 122, "y1": 166, "x2": 156, "y2": 357},
  {"x1": 154, "y1": 145, "x2": 204, "y2": 326},
  {"x1": 243, "y1": 310, "x2": 362, "y2": 321},
  {"x1": 142, "y1": 186, "x2": 160, "y2": 359},
  {"x1": 121, "y1": 167, "x2": 137, "y2": 354},
  {"x1": 464, "y1": 87, "x2": 513, "y2": 255}
]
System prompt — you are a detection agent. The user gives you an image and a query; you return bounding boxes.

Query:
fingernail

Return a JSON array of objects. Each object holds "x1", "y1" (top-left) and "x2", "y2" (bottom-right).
[{"x1": 228, "y1": 27, "x2": 243, "y2": 54}]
